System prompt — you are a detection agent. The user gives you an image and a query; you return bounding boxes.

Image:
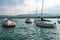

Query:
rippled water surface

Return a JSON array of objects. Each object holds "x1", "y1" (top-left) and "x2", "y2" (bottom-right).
[{"x1": 0, "y1": 18, "x2": 60, "y2": 40}]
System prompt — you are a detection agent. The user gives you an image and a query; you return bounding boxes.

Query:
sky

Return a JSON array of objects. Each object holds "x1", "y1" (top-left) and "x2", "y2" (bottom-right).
[{"x1": 0, "y1": 0, "x2": 60, "y2": 15}]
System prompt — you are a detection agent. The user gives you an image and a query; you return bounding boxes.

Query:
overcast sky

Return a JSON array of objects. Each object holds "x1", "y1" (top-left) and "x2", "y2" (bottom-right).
[{"x1": 0, "y1": 0, "x2": 60, "y2": 15}]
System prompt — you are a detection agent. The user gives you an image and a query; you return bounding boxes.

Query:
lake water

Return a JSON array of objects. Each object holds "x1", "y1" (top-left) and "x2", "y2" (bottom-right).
[{"x1": 0, "y1": 18, "x2": 60, "y2": 40}]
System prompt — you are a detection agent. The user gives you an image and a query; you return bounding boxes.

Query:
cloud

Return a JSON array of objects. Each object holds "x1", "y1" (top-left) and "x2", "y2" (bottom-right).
[
  {"x1": 43, "y1": 4, "x2": 60, "y2": 14},
  {"x1": 0, "y1": 0, "x2": 60, "y2": 15},
  {"x1": 43, "y1": 0, "x2": 60, "y2": 9},
  {"x1": 0, "y1": 6, "x2": 26, "y2": 15},
  {"x1": 0, "y1": 6, "x2": 15, "y2": 15},
  {"x1": 0, "y1": 0, "x2": 37, "y2": 15}
]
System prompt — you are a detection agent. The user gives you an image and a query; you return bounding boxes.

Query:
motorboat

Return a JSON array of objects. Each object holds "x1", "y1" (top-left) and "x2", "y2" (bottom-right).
[{"x1": 25, "y1": 18, "x2": 32, "y2": 23}]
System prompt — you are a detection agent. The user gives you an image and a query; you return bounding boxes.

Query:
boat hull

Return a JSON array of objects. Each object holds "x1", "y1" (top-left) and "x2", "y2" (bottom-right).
[
  {"x1": 25, "y1": 21, "x2": 32, "y2": 23},
  {"x1": 36, "y1": 23, "x2": 56, "y2": 28},
  {"x1": 2, "y1": 25, "x2": 16, "y2": 28},
  {"x1": 25, "y1": 20, "x2": 32, "y2": 23},
  {"x1": 34, "y1": 19, "x2": 56, "y2": 28}
]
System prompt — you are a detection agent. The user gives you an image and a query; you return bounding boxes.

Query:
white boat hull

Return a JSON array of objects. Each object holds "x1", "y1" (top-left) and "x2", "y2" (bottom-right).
[
  {"x1": 25, "y1": 18, "x2": 32, "y2": 23},
  {"x1": 34, "y1": 19, "x2": 56, "y2": 28}
]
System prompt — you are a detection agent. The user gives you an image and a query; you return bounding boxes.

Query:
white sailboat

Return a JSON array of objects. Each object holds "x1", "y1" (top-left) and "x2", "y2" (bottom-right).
[{"x1": 34, "y1": 0, "x2": 56, "y2": 28}]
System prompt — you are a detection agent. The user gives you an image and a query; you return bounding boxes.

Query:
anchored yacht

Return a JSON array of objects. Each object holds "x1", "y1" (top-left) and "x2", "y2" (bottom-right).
[{"x1": 34, "y1": 0, "x2": 56, "y2": 28}]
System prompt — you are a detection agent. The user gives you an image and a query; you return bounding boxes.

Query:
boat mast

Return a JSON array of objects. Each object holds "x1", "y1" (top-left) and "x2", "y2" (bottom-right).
[
  {"x1": 35, "y1": 7, "x2": 37, "y2": 18},
  {"x1": 15, "y1": 0, "x2": 17, "y2": 22},
  {"x1": 41, "y1": 0, "x2": 44, "y2": 18}
]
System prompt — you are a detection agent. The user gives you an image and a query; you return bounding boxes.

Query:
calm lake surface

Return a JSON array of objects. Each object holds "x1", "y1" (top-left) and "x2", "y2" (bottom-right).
[{"x1": 0, "y1": 18, "x2": 60, "y2": 40}]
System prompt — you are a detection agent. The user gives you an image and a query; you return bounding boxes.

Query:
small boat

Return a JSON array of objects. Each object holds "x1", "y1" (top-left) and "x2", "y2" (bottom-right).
[
  {"x1": 25, "y1": 18, "x2": 32, "y2": 23},
  {"x1": 2, "y1": 18, "x2": 16, "y2": 27}
]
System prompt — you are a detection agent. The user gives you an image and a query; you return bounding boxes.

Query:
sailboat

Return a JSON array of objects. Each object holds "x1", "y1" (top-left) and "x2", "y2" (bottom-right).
[{"x1": 34, "y1": 0, "x2": 56, "y2": 28}]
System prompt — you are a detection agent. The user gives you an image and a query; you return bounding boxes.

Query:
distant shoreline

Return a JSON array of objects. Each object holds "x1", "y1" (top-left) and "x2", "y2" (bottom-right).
[{"x1": 0, "y1": 16, "x2": 60, "y2": 18}]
